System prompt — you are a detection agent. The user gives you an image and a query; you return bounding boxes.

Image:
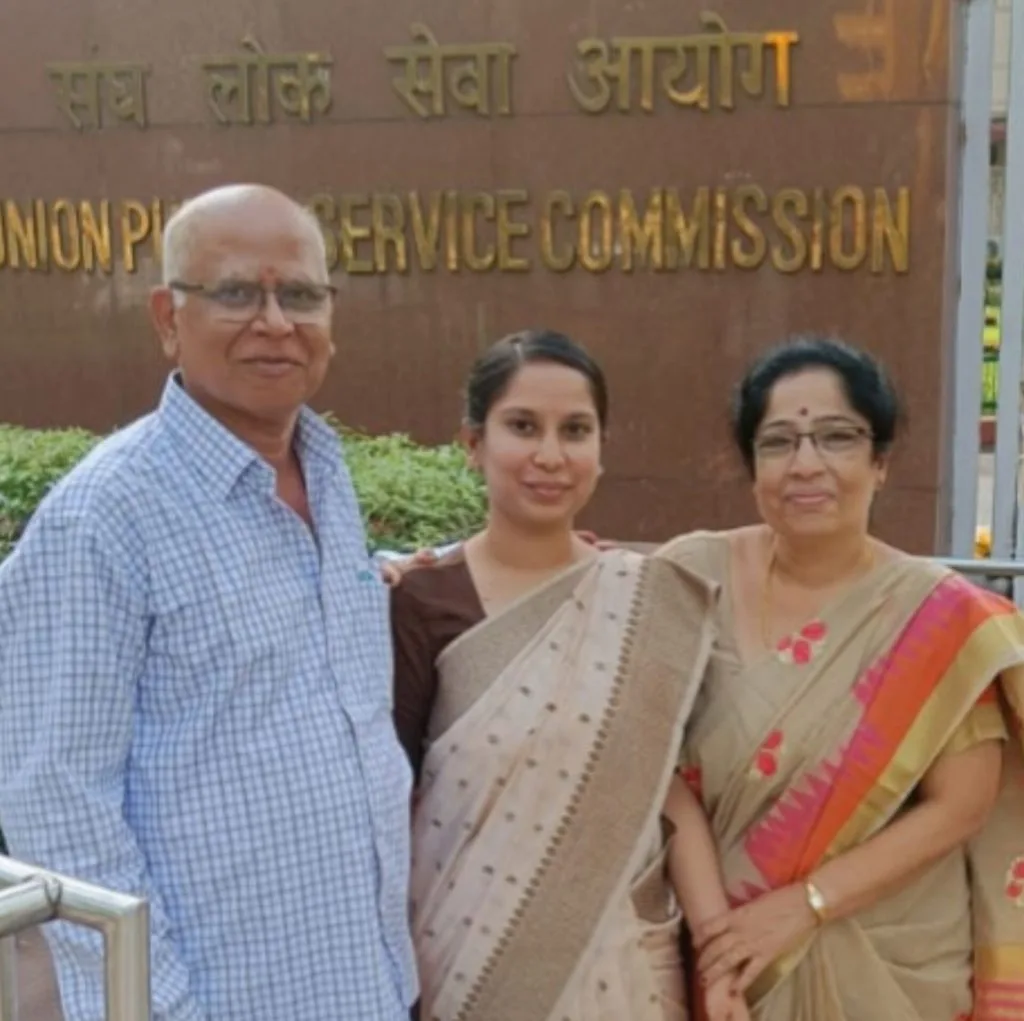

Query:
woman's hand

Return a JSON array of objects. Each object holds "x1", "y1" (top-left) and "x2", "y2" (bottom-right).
[
  {"x1": 575, "y1": 529, "x2": 617, "y2": 550},
  {"x1": 697, "y1": 883, "x2": 818, "y2": 992},
  {"x1": 704, "y1": 973, "x2": 750, "y2": 1021},
  {"x1": 379, "y1": 549, "x2": 439, "y2": 586}
]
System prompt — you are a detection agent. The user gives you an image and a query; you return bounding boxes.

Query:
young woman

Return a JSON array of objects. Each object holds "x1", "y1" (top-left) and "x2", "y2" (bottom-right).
[{"x1": 391, "y1": 331, "x2": 747, "y2": 1021}]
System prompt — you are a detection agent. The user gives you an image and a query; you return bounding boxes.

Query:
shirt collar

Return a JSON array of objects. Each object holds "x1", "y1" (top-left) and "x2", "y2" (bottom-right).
[{"x1": 158, "y1": 373, "x2": 341, "y2": 501}]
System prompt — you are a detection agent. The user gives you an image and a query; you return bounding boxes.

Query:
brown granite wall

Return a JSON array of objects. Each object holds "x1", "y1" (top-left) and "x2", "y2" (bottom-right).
[{"x1": 0, "y1": 0, "x2": 958, "y2": 550}]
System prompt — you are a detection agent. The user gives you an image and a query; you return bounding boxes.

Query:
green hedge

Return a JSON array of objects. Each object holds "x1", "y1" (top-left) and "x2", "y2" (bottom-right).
[{"x1": 0, "y1": 419, "x2": 486, "y2": 562}]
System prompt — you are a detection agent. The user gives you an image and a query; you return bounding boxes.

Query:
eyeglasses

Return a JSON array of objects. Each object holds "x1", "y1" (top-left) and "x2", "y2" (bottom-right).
[
  {"x1": 169, "y1": 279, "x2": 337, "y2": 323},
  {"x1": 753, "y1": 425, "x2": 872, "y2": 460}
]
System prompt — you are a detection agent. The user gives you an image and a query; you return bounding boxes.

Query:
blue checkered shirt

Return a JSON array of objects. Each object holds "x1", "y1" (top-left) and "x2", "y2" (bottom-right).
[{"x1": 0, "y1": 376, "x2": 416, "y2": 1021}]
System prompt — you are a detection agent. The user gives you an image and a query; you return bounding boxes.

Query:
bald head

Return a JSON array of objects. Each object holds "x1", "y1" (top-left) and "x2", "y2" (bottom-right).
[{"x1": 162, "y1": 184, "x2": 326, "y2": 285}]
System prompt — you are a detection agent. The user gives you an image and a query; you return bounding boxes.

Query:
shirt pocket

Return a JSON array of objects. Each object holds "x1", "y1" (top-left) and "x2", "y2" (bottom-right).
[{"x1": 143, "y1": 539, "x2": 314, "y2": 718}]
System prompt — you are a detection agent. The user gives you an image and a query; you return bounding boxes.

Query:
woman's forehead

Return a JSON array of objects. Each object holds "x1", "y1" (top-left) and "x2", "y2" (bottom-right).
[{"x1": 764, "y1": 369, "x2": 857, "y2": 421}]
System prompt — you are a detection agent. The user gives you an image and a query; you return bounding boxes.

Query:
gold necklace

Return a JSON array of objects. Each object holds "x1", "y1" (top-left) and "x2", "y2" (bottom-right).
[{"x1": 760, "y1": 538, "x2": 875, "y2": 650}]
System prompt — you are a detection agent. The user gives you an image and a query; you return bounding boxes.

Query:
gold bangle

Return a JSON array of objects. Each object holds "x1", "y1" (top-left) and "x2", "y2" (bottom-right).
[{"x1": 804, "y1": 879, "x2": 828, "y2": 924}]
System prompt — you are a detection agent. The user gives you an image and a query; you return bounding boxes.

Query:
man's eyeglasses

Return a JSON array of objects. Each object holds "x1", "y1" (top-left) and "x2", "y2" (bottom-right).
[
  {"x1": 169, "y1": 280, "x2": 337, "y2": 323},
  {"x1": 753, "y1": 425, "x2": 872, "y2": 460}
]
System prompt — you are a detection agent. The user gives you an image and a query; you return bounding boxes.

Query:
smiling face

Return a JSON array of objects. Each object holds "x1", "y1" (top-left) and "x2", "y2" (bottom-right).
[
  {"x1": 751, "y1": 368, "x2": 888, "y2": 541},
  {"x1": 466, "y1": 360, "x2": 603, "y2": 533},
  {"x1": 149, "y1": 194, "x2": 334, "y2": 432}
]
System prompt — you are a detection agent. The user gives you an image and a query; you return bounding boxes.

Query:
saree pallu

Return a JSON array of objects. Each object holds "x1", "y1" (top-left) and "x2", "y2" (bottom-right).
[
  {"x1": 409, "y1": 550, "x2": 716, "y2": 1021},
  {"x1": 660, "y1": 534, "x2": 1024, "y2": 1021}
]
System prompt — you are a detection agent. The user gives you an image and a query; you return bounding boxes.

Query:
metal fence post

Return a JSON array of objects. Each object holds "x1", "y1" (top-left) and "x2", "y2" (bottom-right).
[
  {"x1": 0, "y1": 858, "x2": 150, "y2": 1021},
  {"x1": 949, "y1": 0, "x2": 996, "y2": 556}
]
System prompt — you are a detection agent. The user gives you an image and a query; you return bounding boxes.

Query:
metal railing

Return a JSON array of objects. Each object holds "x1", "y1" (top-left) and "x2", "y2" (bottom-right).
[
  {"x1": 938, "y1": 556, "x2": 1024, "y2": 599},
  {"x1": 0, "y1": 856, "x2": 149, "y2": 1021}
]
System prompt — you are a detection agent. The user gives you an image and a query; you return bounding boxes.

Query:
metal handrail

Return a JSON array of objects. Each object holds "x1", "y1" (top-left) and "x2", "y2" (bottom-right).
[
  {"x1": 936, "y1": 556, "x2": 1024, "y2": 597},
  {"x1": 0, "y1": 856, "x2": 149, "y2": 1021}
]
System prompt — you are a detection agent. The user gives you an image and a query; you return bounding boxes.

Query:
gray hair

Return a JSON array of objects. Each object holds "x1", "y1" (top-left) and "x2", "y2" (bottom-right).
[{"x1": 161, "y1": 185, "x2": 327, "y2": 291}]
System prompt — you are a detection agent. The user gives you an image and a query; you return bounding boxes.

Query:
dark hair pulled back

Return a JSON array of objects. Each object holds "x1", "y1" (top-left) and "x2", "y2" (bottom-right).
[
  {"x1": 732, "y1": 334, "x2": 901, "y2": 474},
  {"x1": 464, "y1": 329, "x2": 609, "y2": 430}
]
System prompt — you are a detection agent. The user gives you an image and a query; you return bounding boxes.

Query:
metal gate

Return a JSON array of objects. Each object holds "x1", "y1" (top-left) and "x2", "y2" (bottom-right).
[
  {"x1": 0, "y1": 856, "x2": 149, "y2": 1021},
  {"x1": 950, "y1": 0, "x2": 1024, "y2": 601}
]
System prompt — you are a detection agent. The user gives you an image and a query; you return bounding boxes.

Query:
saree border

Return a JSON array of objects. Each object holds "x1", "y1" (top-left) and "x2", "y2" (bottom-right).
[
  {"x1": 748, "y1": 575, "x2": 1024, "y2": 1004},
  {"x1": 448, "y1": 555, "x2": 716, "y2": 1021}
]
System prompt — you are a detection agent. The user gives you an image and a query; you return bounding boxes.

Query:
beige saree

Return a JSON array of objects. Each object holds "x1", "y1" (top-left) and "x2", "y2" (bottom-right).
[
  {"x1": 410, "y1": 549, "x2": 716, "y2": 1021},
  {"x1": 659, "y1": 531, "x2": 1024, "y2": 1021}
]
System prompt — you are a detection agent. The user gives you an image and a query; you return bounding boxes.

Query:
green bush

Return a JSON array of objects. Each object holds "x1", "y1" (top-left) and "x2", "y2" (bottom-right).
[
  {"x1": 0, "y1": 420, "x2": 485, "y2": 562},
  {"x1": 0, "y1": 426, "x2": 102, "y2": 561}
]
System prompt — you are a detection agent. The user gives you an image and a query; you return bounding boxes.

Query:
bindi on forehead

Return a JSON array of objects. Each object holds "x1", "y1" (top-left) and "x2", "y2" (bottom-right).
[{"x1": 798, "y1": 407, "x2": 809, "y2": 416}]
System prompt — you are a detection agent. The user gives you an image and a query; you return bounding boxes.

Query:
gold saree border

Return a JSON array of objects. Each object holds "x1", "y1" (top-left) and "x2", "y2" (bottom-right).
[
  {"x1": 450, "y1": 556, "x2": 716, "y2": 1021},
  {"x1": 976, "y1": 944, "x2": 1024, "y2": 978},
  {"x1": 831, "y1": 615, "x2": 1024, "y2": 854},
  {"x1": 750, "y1": 596, "x2": 1024, "y2": 1005}
]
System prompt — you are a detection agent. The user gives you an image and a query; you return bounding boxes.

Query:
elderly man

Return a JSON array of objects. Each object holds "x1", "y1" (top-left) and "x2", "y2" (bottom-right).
[{"x1": 0, "y1": 185, "x2": 416, "y2": 1021}]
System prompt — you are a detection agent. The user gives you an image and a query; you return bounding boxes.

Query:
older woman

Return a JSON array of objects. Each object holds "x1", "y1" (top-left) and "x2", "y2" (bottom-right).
[{"x1": 659, "y1": 336, "x2": 1024, "y2": 1020}]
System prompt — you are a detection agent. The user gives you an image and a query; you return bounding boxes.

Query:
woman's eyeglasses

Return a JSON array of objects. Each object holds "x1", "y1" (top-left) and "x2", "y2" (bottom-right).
[{"x1": 753, "y1": 425, "x2": 872, "y2": 460}]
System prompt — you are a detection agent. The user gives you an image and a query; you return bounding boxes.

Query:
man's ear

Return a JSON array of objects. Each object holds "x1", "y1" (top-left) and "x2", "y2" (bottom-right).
[{"x1": 150, "y1": 286, "x2": 180, "y2": 361}]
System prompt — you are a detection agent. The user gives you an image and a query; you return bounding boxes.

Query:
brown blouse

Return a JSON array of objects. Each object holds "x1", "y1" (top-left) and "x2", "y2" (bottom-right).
[{"x1": 390, "y1": 551, "x2": 484, "y2": 777}]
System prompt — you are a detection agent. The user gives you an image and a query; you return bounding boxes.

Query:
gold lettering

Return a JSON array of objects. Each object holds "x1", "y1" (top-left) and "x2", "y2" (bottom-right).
[
  {"x1": 372, "y1": 194, "x2": 408, "y2": 273},
  {"x1": 150, "y1": 200, "x2": 166, "y2": 266},
  {"x1": 736, "y1": 30, "x2": 799, "y2": 107},
  {"x1": 309, "y1": 194, "x2": 340, "y2": 271},
  {"x1": 665, "y1": 188, "x2": 710, "y2": 269},
  {"x1": 444, "y1": 190, "x2": 460, "y2": 271},
  {"x1": 201, "y1": 36, "x2": 331, "y2": 125},
  {"x1": 618, "y1": 189, "x2": 664, "y2": 271},
  {"x1": 771, "y1": 189, "x2": 808, "y2": 273},
  {"x1": 570, "y1": 16, "x2": 800, "y2": 114},
  {"x1": 46, "y1": 62, "x2": 149, "y2": 129},
  {"x1": 34, "y1": 200, "x2": 49, "y2": 271},
  {"x1": 496, "y1": 190, "x2": 530, "y2": 271},
  {"x1": 385, "y1": 25, "x2": 445, "y2": 118},
  {"x1": 871, "y1": 186, "x2": 910, "y2": 273},
  {"x1": 271, "y1": 55, "x2": 333, "y2": 122},
  {"x1": 50, "y1": 200, "x2": 82, "y2": 271},
  {"x1": 661, "y1": 15, "x2": 736, "y2": 112},
  {"x1": 447, "y1": 45, "x2": 516, "y2": 116},
  {"x1": 809, "y1": 187, "x2": 826, "y2": 271},
  {"x1": 829, "y1": 186, "x2": 866, "y2": 270},
  {"x1": 80, "y1": 201, "x2": 112, "y2": 272},
  {"x1": 339, "y1": 195, "x2": 374, "y2": 274},
  {"x1": 105, "y1": 64, "x2": 149, "y2": 126},
  {"x1": 0, "y1": 186, "x2": 911, "y2": 277},
  {"x1": 2, "y1": 202, "x2": 38, "y2": 270},
  {"x1": 713, "y1": 188, "x2": 728, "y2": 269},
  {"x1": 567, "y1": 39, "x2": 629, "y2": 113},
  {"x1": 385, "y1": 24, "x2": 515, "y2": 118},
  {"x1": 409, "y1": 191, "x2": 443, "y2": 271},
  {"x1": 461, "y1": 193, "x2": 496, "y2": 272},
  {"x1": 579, "y1": 192, "x2": 614, "y2": 273},
  {"x1": 730, "y1": 186, "x2": 768, "y2": 268},
  {"x1": 540, "y1": 191, "x2": 575, "y2": 272},
  {"x1": 119, "y1": 200, "x2": 151, "y2": 273}
]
